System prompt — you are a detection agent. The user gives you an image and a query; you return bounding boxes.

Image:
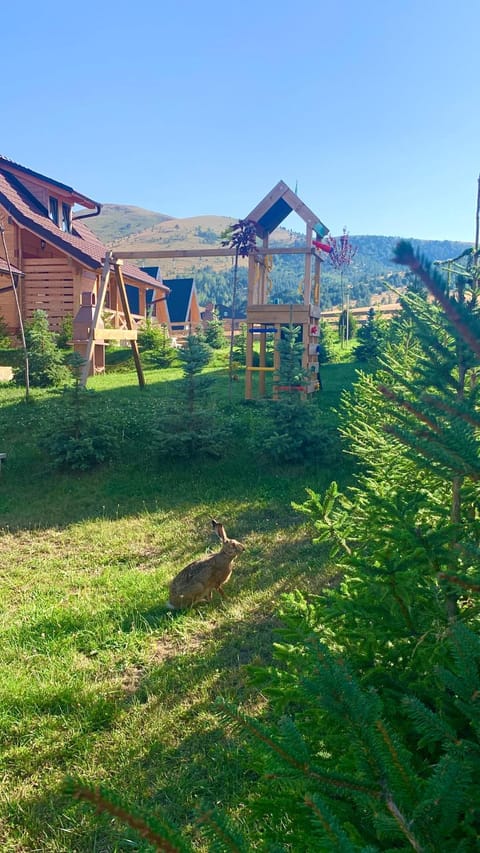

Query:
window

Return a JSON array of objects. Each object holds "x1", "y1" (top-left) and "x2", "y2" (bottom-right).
[
  {"x1": 48, "y1": 196, "x2": 59, "y2": 225},
  {"x1": 61, "y1": 203, "x2": 71, "y2": 233}
]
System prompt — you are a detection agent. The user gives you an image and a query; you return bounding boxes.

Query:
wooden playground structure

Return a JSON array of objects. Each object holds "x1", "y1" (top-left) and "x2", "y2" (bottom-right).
[
  {"x1": 242, "y1": 181, "x2": 328, "y2": 398},
  {"x1": 81, "y1": 181, "x2": 330, "y2": 398}
]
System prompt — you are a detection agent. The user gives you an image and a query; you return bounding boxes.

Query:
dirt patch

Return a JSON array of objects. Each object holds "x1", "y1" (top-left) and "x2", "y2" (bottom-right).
[{"x1": 121, "y1": 664, "x2": 145, "y2": 694}]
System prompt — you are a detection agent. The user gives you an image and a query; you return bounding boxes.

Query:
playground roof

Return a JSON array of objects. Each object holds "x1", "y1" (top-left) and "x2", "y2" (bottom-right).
[{"x1": 244, "y1": 180, "x2": 328, "y2": 240}]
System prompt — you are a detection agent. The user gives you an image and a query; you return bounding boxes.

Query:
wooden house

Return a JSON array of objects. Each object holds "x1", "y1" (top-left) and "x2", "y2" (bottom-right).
[
  {"x1": 0, "y1": 156, "x2": 169, "y2": 352},
  {"x1": 162, "y1": 277, "x2": 201, "y2": 335}
]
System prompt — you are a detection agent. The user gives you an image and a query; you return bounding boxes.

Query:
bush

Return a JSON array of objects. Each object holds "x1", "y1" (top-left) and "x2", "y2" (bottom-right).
[
  {"x1": 41, "y1": 352, "x2": 118, "y2": 470},
  {"x1": 0, "y1": 314, "x2": 13, "y2": 349},
  {"x1": 249, "y1": 397, "x2": 339, "y2": 465},
  {"x1": 137, "y1": 318, "x2": 165, "y2": 351},
  {"x1": 316, "y1": 320, "x2": 336, "y2": 363},
  {"x1": 204, "y1": 312, "x2": 226, "y2": 349},
  {"x1": 56, "y1": 314, "x2": 74, "y2": 349},
  {"x1": 153, "y1": 405, "x2": 234, "y2": 460},
  {"x1": 355, "y1": 307, "x2": 388, "y2": 363},
  {"x1": 13, "y1": 310, "x2": 70, "y2": 388}
]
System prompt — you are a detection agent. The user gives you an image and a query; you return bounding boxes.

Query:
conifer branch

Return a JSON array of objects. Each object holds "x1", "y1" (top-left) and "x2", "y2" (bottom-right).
[
  {"x1": 385, "y1": 797, "x2": 423, "y2": 852},
  {"x1": 437, "y1": 573, "x2": 480, "y2": 592},
  {"x1": 222, "y1": 706, "x2": 381, "y2": 798},
  {"x1": 422, "y1": 393, "x2": 480, "y2": 429},
  {"x1": 72, "y1": 784, "x2": 188, "y2": 852},
  {"x1": 377, "y1": 384, "x2": 441, "y2": 433},
  {"x1": 304, "y1": 795, "x2": 358, "y2": 850},
  {"x1": 195, "y1": 809, "x2": 246, "y2": 852},
  {"x1": 375, "y1": 719, "x2": 415, "y2": 792},
  {"x1": 393, "y1": 241, "x2": 480, "y2": 359}
]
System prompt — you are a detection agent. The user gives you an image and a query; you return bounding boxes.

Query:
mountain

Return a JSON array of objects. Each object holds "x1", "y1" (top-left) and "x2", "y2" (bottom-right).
[
  {"x1": 84, "y1": 204, "x2": 172, "y2": 245},
  {"x1": 85, "y1": 205, "x2": 471, "y2": 309}
]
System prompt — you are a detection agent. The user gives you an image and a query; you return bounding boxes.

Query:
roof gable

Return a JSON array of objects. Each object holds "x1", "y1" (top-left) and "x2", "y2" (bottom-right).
[
  {"x1": 163, "y1": 278, "x2": 197, "y2": 322},
  {"x1": 0, "y1": 155, "x2": 97, "y2": 209},
  {"x1": 0, "y1": 169, "x2": 165, "y2": 290},
  {"x1": 245, "y1": 180, "x2": 328, "y2": 239}
]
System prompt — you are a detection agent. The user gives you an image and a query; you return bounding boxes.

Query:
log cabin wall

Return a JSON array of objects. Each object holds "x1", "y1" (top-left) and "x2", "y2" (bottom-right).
[
  {"x1": 23, "y1": 257, "x2": 75, "y2": 332},
  {"x1": 0, "y1": 220, "x2": 21, "y2": 332},
  {"x1": 0, "y1": 275, "x2": 19, "y2": 332}
]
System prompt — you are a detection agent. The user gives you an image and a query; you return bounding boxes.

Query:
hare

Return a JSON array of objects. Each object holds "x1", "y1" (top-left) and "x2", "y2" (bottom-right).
[{"x1": 167, "y1": 520, "x2": 245, "y2": 609}]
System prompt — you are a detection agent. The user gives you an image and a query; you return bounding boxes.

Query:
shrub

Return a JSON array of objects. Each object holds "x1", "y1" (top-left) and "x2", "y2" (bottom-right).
[
  {"x1": 152, "y1": 334, "x2": 228, "y2": 460},
  {"x1": 41, "y1": 352, "x2": 118, "y2": 470},
  {"x1": 137, "y1": 318, "x2": 166, "y2": 351},
  {"x1": 355, "y1": 307, "x2": 388, "y2": 363},
  {"x1": 0, "y1": 314, "x2": 12, "y2": 348},
  {"x1": 142, "y1": 323, "x2": 178, "y2": 369},
  {"x1": 56, "y1": 314, "x2": 74, "y2": 349},
  {"x1": 13, "y1": 310, "x2": 70, "y2": 388},
  {"x1": 316, "y1": 320, "x2": 336, "y2": 363},
  {"x1": 203, "y1": 311, "x2": 226, "y2": 349},
  {"x1": 250, "y1": 397, "x2": 338, "y2": 465}
]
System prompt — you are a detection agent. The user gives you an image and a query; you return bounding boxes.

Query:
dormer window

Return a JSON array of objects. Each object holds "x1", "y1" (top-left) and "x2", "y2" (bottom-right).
[
  {"x1": 48, "y1": 196, "x2": 59, "y2": 225},
  {"x1": 61, "y1": 203, "x2": 71, "y2": 233}
]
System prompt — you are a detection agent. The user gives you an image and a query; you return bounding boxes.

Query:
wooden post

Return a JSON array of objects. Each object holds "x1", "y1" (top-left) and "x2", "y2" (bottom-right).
[
  {"x1": 260, "y1": 236, "x2": 269, "y2": 303},
  {"x1": 259, "y1": 327, "x2": 267, "y2": 397},
  {"x1": 80, "y1": 254, "x2": 111, "y2": 386},
  {"x1": 304, "y1": 226, "x2": 312, "y2": 305},
  {"x1": 314, "y1": 255, "x2": 321, "y2": 306},
  {"x1": 245, "y1": 326, "x2": 253, "y2": 400},
  {"x1": 114, "y1": 260, "x2": 145, "y2": 388},
  {"x1": 247, "y1": 253, "x2": 256, "y2": 306}
]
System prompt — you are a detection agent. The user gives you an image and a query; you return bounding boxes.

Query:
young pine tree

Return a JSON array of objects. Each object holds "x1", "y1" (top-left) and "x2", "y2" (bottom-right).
[
  {"x1": 153, "y1": 334, "x2": 233, "y2": 460},
  {"x1": 355, "y1": 307, "x2": 388, "y2": 363},
  {"x1": 204, "y1": 310, "x2": 226, "y2": 349},
  {"x1": 13, "y1": 310, "x2": 71, "y2": 388}
]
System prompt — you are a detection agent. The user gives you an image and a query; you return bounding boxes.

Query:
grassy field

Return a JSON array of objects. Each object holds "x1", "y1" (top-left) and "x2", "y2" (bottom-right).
[{"x1": 0, "y1": 359, "x2": 357, "y2": 851}]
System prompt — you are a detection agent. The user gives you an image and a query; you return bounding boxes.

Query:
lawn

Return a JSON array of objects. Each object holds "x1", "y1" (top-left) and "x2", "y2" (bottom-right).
[{"x1": 0, "y1": 360, "x2": 358, "y2": 851}]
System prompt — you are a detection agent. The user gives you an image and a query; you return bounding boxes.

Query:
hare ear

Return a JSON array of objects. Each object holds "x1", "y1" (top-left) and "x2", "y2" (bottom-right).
[{"x1": 211, "y1": 519, "x2": 227, "y2": 542}]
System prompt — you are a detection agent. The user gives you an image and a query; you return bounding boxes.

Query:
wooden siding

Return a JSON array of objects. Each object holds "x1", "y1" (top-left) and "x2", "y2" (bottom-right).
[{"x1": 23, "y1": 258, "x2": 74, "y2": 332}]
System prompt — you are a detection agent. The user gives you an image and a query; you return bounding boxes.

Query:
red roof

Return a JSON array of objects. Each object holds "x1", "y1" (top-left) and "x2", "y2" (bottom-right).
[
  {"x1": 0, "y1": 258, "x2": 23, "y2": 276},
  {"x1": 0, "y1": 167, "x2": 166, "y2": 291}
]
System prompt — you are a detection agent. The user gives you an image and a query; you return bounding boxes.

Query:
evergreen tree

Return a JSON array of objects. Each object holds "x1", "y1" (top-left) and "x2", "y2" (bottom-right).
[
  {"x1": 153, "y1": 334, "x2": 232, "y2": 459},
  {"x1": 232, "y1": 322, "x2": 247, "y2": 365},
  {"x1": 317, "y1": 320, "x2": 336, "y2": 364},
  {"x1": 275, "y1": 323, "x2": 308, "y2": 390},
  {"x1": 355, "y1": 307, "x2": 388, "y2": 363},
  {"x1": 13, "y1": 309, "x2": 70, "y2": 388},
  {"x1": 177, "y1": 334, "x2": 212, "y2": 415},
  {"x1": 42, "y1": 352, "x2": 118, "y2": 469},
  {"x1": 142, "y1": 322, "x2": 178, "y2": 368},
  {"x1": 204, "y1": 310, "x2": 226, "y2": 349}
]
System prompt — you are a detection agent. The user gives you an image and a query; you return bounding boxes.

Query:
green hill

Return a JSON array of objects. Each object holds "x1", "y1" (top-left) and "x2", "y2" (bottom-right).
[{"x1": 86, "y1": 204, "x2": 172, "y2": 244}]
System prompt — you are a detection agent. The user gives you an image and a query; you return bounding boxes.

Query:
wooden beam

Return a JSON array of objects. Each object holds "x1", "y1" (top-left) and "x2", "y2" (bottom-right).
[
  {"x1": 113, "y1": 248, "x2": 236, "y2": 260},
  {"x1": 80, "y1": 254, "x2": 111, "y2": 386},
  {"x1": 114, "y1": 260, "x2": 145, "y2": 388},
  {"x1": 93, "y1": 328, "x2": 138, "y2": 341},
  {"x1": 112, "y1": 246, "x2": 320, "y2": 260}
]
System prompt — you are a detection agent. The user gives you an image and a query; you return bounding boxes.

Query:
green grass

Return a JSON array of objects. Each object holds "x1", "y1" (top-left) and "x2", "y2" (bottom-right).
[{"x1": 0, "y1": 360, "x2": 358, "y2": 851}]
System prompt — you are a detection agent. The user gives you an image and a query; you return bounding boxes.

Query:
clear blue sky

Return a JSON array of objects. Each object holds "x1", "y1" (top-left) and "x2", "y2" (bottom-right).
[{"x1": 2, "y1": 0, "x2": 479, "y2": 241}]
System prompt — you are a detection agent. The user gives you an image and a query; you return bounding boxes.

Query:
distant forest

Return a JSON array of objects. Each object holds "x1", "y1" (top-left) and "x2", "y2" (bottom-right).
[{"x1": 193, "y1": 235, "x2": 471, "y2": 311}]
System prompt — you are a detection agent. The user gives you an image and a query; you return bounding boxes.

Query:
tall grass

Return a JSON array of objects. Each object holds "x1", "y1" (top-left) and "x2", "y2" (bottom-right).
[{"x1": 0, "y1": 361, "x2": 357, "y2": 850}]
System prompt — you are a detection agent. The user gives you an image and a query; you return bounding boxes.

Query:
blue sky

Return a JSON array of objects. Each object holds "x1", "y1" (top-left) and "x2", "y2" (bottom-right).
[{"x1": 2, "y1": 0, "x2": 479, "y2": 240}]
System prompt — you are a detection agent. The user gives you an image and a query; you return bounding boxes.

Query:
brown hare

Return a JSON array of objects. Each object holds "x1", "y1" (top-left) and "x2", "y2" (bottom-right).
[{"x1": 167, "y1": 520, "x2": 245, "y2": 609}]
